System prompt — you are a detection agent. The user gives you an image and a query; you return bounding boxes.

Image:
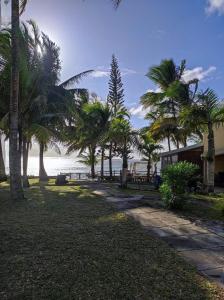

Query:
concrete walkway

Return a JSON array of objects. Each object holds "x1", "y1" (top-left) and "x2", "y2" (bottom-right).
[{"x1": 83, "y1": 183, "x2": 224, "y2": 287}]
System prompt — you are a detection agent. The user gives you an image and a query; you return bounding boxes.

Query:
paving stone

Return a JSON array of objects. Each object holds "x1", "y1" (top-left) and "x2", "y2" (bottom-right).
[
  {"x1": 151, "y1": 217, "x2": 191, "y2": 228},
  {"x1": 138, "y1": 216, "x2": 169, "y2": 228},
  {"x1": 146, "y1": 226, "x2": 178, "y2": 238},
  {"x1": 93, "y1": 190, "x2": 109, "y2": 197},
  {"x1": 181, "y1": 248, "x2": 224, "y2": 271},
  {"x1": 202, "y1": 268, "x2": 224, "y2": 285},
  {"x1": 137, "y1": 211, "x2": 176, "y2": 220},
  {"x1": 126, "y1": 207, "x2": 161, "y2": 215},
  {"x1": 162, "y1": 235, "x2": 202, "y2": 251},
  {"x1": 106, "y1": 197, "x2": 125, "y2": 203},
  {"x1": 167, "y1": 224, "x2": 209, "y2": 236},
  {"x1": 207, "y1": 225, "x2": 224, "y2": 238},
  {"x1": 191, "y1": 233, "x2": 224, "y2": 249}
]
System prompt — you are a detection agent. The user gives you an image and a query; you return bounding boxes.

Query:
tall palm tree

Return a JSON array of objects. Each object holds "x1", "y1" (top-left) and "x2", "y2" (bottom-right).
[
  {"x1": 9, "y1": 0, "x2": 24, "y2": 200},
  {"x1": 138, "y1": 129, "x2": 163, "y2": 182},
  {"x1": 181, "y1": 89, "x2": 224, "y2": 192},
  {"x1": 141, "y1": 59, "x2": 199, "y2": 149},
  {"x1": 110, "y1": 117, "x2": 137, "y2": 188},
  {"x1": 66, "y1": 99, "x2": 111, "y2": 178}
]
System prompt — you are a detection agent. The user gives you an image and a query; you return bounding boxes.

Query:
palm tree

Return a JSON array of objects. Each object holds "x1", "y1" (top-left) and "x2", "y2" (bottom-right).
[
  {"x1": 110, "y1": 117, "x2": 137, "y2": 188},
  {"x1": 141, "y1": 59, "x2": 199, "y2": 149},
  {"x1": 138, "y1": 129, "x2": 163, "y2": 182},
  {"x1": 181, "y1": 89, "x2": 224, "y2": 192},
  {"x1": 66, "y1": 99, "x2": 111, "y2": 179},
  {"x1": 77, "y1": 150, "x2": 100, "y2": 178},
  {"x1": 9, "y1": 0, "x2": 24, "y2": 200}
]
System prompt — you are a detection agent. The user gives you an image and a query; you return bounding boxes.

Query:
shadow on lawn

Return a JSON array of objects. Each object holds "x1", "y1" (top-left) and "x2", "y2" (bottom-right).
[{"x1": 0, "y1": 181, "x2": 223, "y2": 299}]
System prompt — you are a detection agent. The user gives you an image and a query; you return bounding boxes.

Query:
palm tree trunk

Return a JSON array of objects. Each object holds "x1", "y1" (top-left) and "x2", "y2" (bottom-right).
[
  {"x1": 147, "y1": 158, "x2": 151, "y2": 182},
  {"x1": 167, "y1": 135, "x2": 173, "y2": 164},
  {"x1": 90, "y1": 146, "x2": 96, "y2": 179},
  {"x1": 206, "y1": 123, "x2": 215, "y2": 193},
  {"x1": 22, "y1": 137, "x2": 30, "y2": 188},
  {"x1": 9, "y1": 0, "x2": 24, "y2": 200},
  {"x1": 109, "y1": 142, "x2": 113, "y2": 178},
  {"x1": 39, "y1": 142, "x2": 48, "y2": 181},
  {"x1": 101, "y1": 147, "x2": 105, "y2": 178},
  {"x1": 167, "y1": 135, "x2": 171, "y2": 152},
  {"x1": 0, "y1": 134, "x2": 6, "y2": 181},
  {"x1": 121, "y1": 143, "x2": 128, "y2": 189}
]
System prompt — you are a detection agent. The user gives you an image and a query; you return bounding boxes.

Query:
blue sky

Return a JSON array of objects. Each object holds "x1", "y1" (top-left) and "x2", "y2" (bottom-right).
[{"x1": 8, "y1": 0, "x2": 224, "y2": 128}]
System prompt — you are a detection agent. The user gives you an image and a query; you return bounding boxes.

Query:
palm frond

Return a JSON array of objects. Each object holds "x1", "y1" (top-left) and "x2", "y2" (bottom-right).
[
  {"x1": 111, "y1": 0, "x2": 122, "y2": 8},
  {"x1": 59, "y1": 70, "x2": 93, "y2": 89},
  {"x1": 19, "y1": 0, "x2": 29, "y2": 14}
]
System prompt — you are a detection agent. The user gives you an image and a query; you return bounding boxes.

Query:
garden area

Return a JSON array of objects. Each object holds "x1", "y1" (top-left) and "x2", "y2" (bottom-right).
[{"x1": 0, "y1": 180, "x2": 224, "y2": 299}]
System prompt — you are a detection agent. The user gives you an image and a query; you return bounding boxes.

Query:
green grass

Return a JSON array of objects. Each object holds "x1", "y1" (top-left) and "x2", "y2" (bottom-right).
[
  {"x1": 186, "y1": 193, "x2": 224, "y2": 221},
  {"x1": 0, "y1": 180, "x2": 223, "y2": 299}
]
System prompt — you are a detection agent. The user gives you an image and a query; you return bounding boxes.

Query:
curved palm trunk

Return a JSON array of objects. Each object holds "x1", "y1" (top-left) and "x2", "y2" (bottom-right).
[
  {"x1": 100, "y1": 147, "x2": 105, "y2": 179},
  {"x1": 109, "y1": 142, "x2": 113, "y2": 178},
  {"x1": 9, "y1": 0, "x2": 24, "y2": 200},
  {"x1": 206, "y1": 124, "x2": 215, "y2": 193},
  {"x1": 39, "y1": 142, "x2": 48, "y2": 181},
  {"x1": 22, "y1": 137, "x2": 30, "y2": 188},
  {"x1": 0, "y1": 134, "x2": 6, "y2": 181},
  {"x1": 90, "y1": 146, "x2": 96, "y2": 179}
]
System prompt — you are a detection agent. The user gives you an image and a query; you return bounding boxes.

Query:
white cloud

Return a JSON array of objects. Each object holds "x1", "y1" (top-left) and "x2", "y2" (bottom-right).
[
  {"x1": 129, "y1": 105, "x2": 151, "y2": 119},
  {"x1": 206, "y1": 0, "x2": 224, "y2": 15},
  {"x1": 91, "y1": 67, "x2": 136, "y2": 78},
  {"x1": 121, "y1": 68, "x2": 137, "y2": 76},
  {"x1": 92, "y1": 70, "x2": 110, "y2": 78},
  {"x1": 182, "y1": 66, "x2": 216, "y2": 82},
  {"x1": 129, "y1": 87, "x2": 161, "y2": 119},
  {"x1": 146, "y1": 87, "x2": 162, "y2": 93},
  {"x1": 149, "y1": 29, "x2": 166, "y2": 39}
]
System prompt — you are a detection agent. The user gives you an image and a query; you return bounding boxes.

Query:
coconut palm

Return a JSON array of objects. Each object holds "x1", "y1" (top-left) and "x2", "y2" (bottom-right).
[
  {"x1": 138, "y1": 129, "x2": 163, "y2": 182},
  {"x1": 66, "y1": 99, "x2": 111, "y2": 178},
  {"x1": 181, "y1": 89, "x2": 224, "y2": 192},
  {"x1": 110, "y1": 117, "x2": 137, "y2": 188},
  {"x1": 9, "y1": 0, "x2": 24, "y2": 200},
  {"x1": 141, "y1": 59, "x2": 199, "y2": 149},
  {"x1": 77, "y1": 150, "x2": 100, "y2": 177}
]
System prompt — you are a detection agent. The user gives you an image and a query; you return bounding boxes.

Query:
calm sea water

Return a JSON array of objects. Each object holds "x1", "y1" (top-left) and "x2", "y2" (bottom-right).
[{"x1": 5, "y1": 156, "x2": 152, "y2": 176}]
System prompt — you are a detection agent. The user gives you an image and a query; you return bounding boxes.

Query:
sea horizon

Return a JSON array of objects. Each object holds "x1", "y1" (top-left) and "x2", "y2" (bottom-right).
[{"x1": 4, "y1": 156, "x2": 154, "y2": 176}]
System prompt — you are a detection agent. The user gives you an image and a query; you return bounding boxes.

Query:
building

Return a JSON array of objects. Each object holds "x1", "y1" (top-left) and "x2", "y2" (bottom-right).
[
  {"x1": 160, "y1": 126, "x2": 224, "y2": 186},
  {"x1": 160, "y1": 143, "x2": 203, "y2": 171}
]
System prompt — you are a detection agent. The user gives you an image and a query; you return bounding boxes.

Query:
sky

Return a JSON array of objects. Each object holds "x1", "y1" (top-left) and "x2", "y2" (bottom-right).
[{"x1": 3, "y1": 0, "x2": 224, "y2": 130}]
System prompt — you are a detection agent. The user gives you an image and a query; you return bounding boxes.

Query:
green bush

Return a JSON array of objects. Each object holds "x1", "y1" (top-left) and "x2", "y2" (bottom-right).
[{"x1": 160, "y1": 161, "x2": 199, "y2": 209}]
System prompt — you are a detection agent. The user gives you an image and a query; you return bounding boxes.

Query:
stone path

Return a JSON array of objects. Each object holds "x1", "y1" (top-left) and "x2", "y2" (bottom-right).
[{"x1": 83, "y1": 183, "x2": 224, "y2": 287}]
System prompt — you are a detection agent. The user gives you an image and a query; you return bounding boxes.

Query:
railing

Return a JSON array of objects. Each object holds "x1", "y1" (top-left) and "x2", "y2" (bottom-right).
[
  {"x1": 60, "y1": 172, "x2": 91, "y2": 180},
  {"x1": 60, "y1": 170, "x2": 161, "y2": 184}
]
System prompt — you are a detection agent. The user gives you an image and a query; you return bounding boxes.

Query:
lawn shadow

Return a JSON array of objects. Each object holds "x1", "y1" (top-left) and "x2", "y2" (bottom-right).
[{"x1": 0, "y1": 180, "x2": 223, "y2": 299}]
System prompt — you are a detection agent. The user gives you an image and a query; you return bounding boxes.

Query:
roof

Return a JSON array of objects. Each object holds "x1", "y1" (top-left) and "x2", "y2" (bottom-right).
[{"x1": 160, "y1": 143, "x2": 203, "y2": 157}]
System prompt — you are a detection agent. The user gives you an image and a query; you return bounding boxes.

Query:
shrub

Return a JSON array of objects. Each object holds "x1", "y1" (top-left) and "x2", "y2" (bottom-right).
[{"x1": 160, "y1": 161, "x2": 199, "y2": 209}]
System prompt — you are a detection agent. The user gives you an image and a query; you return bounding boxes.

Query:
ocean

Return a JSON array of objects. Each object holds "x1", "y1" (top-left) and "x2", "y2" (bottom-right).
[{"x1": 5, "y1": 156, "x2": 152, "y2": 176}]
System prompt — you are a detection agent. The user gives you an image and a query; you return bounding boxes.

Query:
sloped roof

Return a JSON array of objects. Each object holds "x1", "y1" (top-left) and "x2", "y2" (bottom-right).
[{"x1": 160, "y1": 143, "x2": 203, "y2": 157}]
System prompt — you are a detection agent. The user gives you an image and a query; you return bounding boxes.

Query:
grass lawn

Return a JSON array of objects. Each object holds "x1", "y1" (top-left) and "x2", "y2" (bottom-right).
[
  {"x1": 0, "y1": 180, "x2": 223, "y2": 299},
  {"x1": 186, "y1": 193, "x2": 224, "y2": 221}
]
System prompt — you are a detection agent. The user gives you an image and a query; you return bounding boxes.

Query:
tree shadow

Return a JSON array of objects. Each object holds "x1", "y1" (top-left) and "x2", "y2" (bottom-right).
[{"x1": 0, "y1": 180, "x2": 222, "y2": 299}]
